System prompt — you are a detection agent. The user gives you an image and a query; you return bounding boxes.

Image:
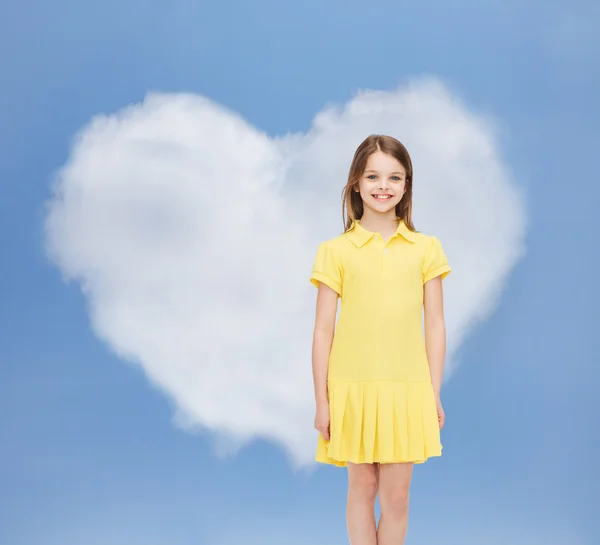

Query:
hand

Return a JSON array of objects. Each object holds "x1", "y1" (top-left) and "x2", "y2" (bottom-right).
[
  {"x1": 314, "y1": 400, "x2": 331, "y2": 441},
  {"x1": 434, "y1": 393, "x2": 445, "y2": 430}
]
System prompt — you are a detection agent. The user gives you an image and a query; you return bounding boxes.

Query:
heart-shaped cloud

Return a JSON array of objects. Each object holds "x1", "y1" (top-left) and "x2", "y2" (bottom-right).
[{"x1": 44, "y1": 76, "x2": 526, "y2": 470}]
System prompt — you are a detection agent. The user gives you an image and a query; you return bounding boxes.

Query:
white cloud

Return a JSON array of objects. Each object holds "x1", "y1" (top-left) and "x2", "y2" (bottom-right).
[{"x1": 43, "y1": 76, "x2": 526, "y2": 470}]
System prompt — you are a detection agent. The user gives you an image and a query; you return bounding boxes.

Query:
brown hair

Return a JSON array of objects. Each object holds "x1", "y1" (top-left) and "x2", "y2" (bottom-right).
[{"x1": 341, "y1": 134, "x2": 415, "y2": 232}]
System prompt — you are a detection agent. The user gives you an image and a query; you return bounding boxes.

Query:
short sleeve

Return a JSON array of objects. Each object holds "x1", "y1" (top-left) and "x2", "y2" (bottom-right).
[
  {"x1": 422, "y1": 235, "x2": 451, "y2": 284},
  {"x1": 310, "y1": 241, "x2": 343, "y2": 296}
]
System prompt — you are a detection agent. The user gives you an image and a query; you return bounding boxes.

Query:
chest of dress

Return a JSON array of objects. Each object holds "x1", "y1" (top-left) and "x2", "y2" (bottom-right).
[{"x1": 342, "y1": 241, "x2": 425, "y2": 306}]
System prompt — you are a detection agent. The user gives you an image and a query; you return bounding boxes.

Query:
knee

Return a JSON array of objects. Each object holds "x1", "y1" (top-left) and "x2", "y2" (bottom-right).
[
  {"x1": 380, "y1": 489, "x2": 410, "y2": 516},
  {"x1": 348, "y1": 470, "x2": 378, "y2": 502}
]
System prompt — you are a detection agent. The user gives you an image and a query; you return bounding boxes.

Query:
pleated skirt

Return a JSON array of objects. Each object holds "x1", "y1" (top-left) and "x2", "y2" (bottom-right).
[{"x1": 316, "y1": 380, "x2": 443, "y2": 466}]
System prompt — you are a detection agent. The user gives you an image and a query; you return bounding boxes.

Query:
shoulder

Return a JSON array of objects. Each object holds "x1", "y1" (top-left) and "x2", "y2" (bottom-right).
[
  {"x1": 311, "y1": 232, "x2": 355, "y2": 273},
  {"x1": 412, "y1": 230, "x2": 442, "y2": 248},
  {"x1": 411, "y1": 231, "x2": 449, "y2": 264},
  {"x1": 316, "y1": 232, "x2": 352, "y2": 252}
]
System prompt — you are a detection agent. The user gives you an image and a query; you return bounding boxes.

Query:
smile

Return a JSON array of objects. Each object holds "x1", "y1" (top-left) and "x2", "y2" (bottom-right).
[{"x1": 372, "y1": 195, "x2": 392, "y2": 200}]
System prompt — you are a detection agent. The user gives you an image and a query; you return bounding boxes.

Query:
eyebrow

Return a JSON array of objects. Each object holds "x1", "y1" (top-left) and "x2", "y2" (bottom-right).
[{"x1": 364, "y1": 170, "x2": 405, "y2": 175}]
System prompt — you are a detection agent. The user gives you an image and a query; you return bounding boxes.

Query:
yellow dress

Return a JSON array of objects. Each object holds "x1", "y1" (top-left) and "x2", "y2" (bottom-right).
[{"x1": 310, "y1": 219, "x2": 451, "y2": 466}]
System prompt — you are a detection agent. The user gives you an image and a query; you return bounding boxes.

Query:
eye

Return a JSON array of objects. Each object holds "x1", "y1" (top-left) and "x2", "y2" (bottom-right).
[{"x1": 367, "y1": 174, "x2": 403, "y2": 181}]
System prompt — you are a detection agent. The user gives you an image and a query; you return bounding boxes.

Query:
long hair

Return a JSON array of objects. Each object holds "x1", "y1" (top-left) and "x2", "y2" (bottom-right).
[{"x1": 341, "y1": 134, "x2": 415, "y2": 232}]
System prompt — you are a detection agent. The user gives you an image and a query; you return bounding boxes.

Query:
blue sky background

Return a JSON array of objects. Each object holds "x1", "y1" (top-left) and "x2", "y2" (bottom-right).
[{"x1": 1, "y1": 1, "x2": 599, "y2": 544}]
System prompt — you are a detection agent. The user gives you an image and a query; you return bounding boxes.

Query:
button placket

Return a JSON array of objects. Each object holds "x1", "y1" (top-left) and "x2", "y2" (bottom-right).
[
  {"x1": 382, "y1": 235, "x2": 392, "y2": 277},
  {"x1": 372, "y1": 234, "x2": 382, "y2": 276}
]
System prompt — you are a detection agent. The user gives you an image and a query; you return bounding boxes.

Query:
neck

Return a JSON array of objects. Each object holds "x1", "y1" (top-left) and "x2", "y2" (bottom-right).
[{"x1": 358, "y1": 210, "x2": 400, "y2": 233}]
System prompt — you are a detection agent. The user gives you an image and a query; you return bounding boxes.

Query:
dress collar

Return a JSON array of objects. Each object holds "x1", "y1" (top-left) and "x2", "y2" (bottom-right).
[{"x1": 345, "y1": 218, "x2": 416, "y2": 247}]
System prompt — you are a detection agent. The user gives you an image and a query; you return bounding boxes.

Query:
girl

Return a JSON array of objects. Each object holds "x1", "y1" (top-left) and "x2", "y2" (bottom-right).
[{"x1": 310, "y1": 134, "x2": 451, "y2": 545}]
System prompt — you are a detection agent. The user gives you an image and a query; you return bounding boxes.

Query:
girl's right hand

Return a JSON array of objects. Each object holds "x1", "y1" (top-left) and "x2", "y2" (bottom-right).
[{"x1": 314, "y1": 401, "x2": 331, "y2": 441}]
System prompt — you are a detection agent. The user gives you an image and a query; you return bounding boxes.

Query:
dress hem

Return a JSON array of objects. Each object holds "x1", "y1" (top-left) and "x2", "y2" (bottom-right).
[{"x1": 315, "y1": 450, "x2": 443, "y2": 467}]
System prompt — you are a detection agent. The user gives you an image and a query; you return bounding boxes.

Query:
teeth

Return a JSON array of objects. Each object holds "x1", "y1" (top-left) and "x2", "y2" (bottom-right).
[{"x1": 374, "y1": 195, "x2": 391, "y2": 199}]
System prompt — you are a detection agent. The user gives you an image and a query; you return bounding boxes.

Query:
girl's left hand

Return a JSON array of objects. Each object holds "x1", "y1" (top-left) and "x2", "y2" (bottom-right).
[{"x1": 435, "y1": 395, "x2": 445, "y2": 430}]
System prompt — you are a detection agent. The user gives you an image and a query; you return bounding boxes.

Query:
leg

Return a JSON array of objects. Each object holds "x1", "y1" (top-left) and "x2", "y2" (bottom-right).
[
  {"x1": 376, "y1": 462, "x2": 414, "y2": 545},
  {"x1": 346, "y1": 462, "x2": 378, "y2": 545}
]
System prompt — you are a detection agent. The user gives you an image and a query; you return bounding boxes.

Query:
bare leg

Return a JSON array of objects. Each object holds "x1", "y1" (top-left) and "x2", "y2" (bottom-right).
[
  {"x1": 346, "y1": 462, "x2": 378, "y2": 545},
  {"x1": 376, "y1": 462, "x2": 414, "y2": 545}
]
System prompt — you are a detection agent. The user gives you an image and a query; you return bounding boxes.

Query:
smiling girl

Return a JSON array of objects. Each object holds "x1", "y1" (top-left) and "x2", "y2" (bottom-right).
[{"x1": 310, "y1": 134, "x2": 451, "y2": 545}]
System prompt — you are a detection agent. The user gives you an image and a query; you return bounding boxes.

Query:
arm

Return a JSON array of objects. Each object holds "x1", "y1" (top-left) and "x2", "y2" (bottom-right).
[
  {"x1": 423, "y1": 275, "x2": 447, "y2": 397},
  {"x1": 312, "y1": 283, "x2": 339, "y2": 404}
]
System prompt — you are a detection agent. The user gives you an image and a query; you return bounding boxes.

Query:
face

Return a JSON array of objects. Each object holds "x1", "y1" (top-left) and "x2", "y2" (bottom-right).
[{"x1": 355, "y1": 151, "x2": 407, "y2": 215}]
